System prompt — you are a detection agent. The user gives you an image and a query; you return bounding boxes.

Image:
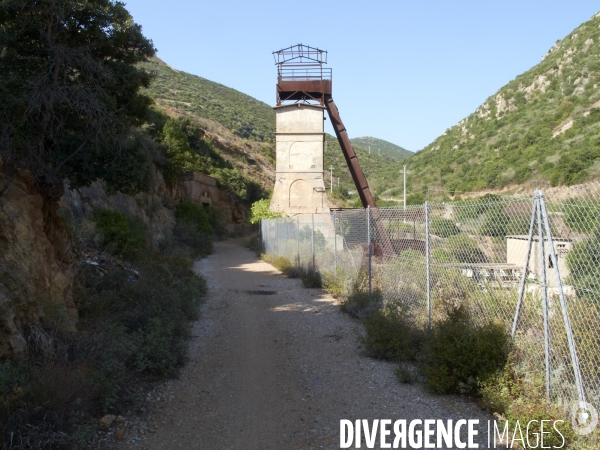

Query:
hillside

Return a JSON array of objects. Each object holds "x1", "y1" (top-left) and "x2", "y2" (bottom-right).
[
  {"x1": 350, "y1": 136, "x2": 412, "y2": 161},
  {"x1": 142, "y1": 57, "x2": 275, "y2": 143},
  {"x1": 396, "y1": 11, "x2": 600, "y2": 199},
  {"x1": 139, "y1": 57, "x2": 278, "y2": 197}
]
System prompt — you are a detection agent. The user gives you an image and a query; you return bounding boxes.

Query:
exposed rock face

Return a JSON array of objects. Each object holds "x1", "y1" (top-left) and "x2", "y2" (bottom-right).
[
  {"x1": 0, "y1": 164, "x2": 247, "y2": 360},
  {"x1": 62, "y1": 168, "x2": 176, "y2": 248},
  {"x1": 170, "y1": 172, "x2": 247, "y2": 233},
  {"x1": 0, "y1": 169, "x2": 78, "y2": 360},
  {"x1": 63, "y1": 169, "x2": 248, "y2": 241}
]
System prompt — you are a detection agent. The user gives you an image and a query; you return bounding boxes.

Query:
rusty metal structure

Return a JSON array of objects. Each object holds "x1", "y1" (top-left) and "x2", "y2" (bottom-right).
[{"x1": 273, "y1": 44, "x2": 376, "y2": 209}]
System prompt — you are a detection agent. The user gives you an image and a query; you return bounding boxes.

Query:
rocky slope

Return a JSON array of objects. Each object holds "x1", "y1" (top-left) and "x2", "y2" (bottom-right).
[{"x1": 0, "y1": 165, "x2": 78, "y2": 359}]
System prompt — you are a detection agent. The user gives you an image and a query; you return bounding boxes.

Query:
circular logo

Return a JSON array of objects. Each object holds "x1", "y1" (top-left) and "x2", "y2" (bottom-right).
[{"x1": 571, "y1": 401, "x2": 598, "y2": 436}]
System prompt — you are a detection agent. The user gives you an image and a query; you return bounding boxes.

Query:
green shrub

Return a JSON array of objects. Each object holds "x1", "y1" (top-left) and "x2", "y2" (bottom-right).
[
  {"x1": 205, "y1": 206, "x2": 227, "y2": 238},
  {"x1": 323, "y1": 271, "x2": 346, "y2": 299},
  {"x1": 246, "y1": 234, "x2": 262, "y2": 255},
  {"x1": 341, "y1": 289, "x2": 383, "y2": 320},
  {"x1": 212, "y1": 168, "x2": 265, "y2": 204},
  {"x1": 566, "y1": 232, "x2": 600, "y2": 300},
  {"x1": 478, "y1": 352, "x2": 524, "y2": 415},
  {"x1": 91, "y1": 209, "x2": 147, "y2": 258},
  {"x1": 445, "y1": 233, "x2": 488, "y2": 263},
  {"x1": 261, "y1": 254, "x2": 306, "y2": 278},
  {"x1": 563, "y1": 198, "x2": 600, "y2": 233},
  {"x1": 270, "y1": 256, "x2": 292, "y2": 273},
  {"x1": 301, "y1": 271, "x2": 322, "y2": 288},
  {"x1": 503, "y1": 399, "x2": 577, "y2": 449},
  {"x1": 78, "y1": 255, "x2": 207, "y2": 378},
  {"x1": 422, "y1": 304, "x2": 510, "y2": 394},
  {"x1": 162, "y1": 117, "x2": 206, "y2": 182},
  {"x1": 248, "y1": 198, "x2": 282, "y2": 224},
  {"x1": 168, "y1": 221, "x2": 213, "y2": 259},
  {"x1": 175, "y1": 201, "x2": 214, "y2": 235},
  {"x1": 395, "y1": 364, "x2": 415, "y2": 384},
  {"x1": 479, "y1": 209, "x2": 509, "y2": 237},
  {"x1": 406, "y1": 192, "x2": 425, "y2": 205},
  {"x1": 430, "y1": 217, "x2": 460, "y2": 237},
  {"x1": 1, "y1": 239, "x2": 209, "y2": 446},
  {"x1": 360, "y1": 303, "x2": 422, "y2": 362}
]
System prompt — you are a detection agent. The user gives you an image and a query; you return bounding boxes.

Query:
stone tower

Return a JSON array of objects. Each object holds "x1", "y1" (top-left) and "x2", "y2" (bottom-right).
[{"x1": 269, "y1": 103, "x2": 329, "y2": 214}]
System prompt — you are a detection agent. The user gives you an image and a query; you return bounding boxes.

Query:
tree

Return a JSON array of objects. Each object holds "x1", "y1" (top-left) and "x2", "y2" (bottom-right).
[
  {"x1": 0, "y1": 0, "x2": 155, "y2": 199},
  {"x1": 445, "y1": 233, "x2": 488, "y2": 263},
  {"x1": 430, "y1": 218, "x2": 461, "y2": 238},
  {"x1": 248, "y1": 199, "x2": 282, "y2": 224}
]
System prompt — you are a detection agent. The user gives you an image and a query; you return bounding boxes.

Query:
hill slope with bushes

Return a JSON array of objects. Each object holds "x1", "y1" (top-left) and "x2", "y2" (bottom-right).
[
  {"x1": 350, "y1": 136, "x2": 412, "y2": 161},
  {"x1": 141, "y1": 57, "x2": 276, "y2": 143},
  {"x1": 398, "y1": 11, "x2": 600, "y2": 198}
]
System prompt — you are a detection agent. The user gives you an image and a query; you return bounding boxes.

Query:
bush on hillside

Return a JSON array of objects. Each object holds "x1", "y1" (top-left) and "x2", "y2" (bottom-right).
[
  {"x1": 301, "y1": 271, "x2": 322, "y2": 288},
  {"x1": 175, "y1": 201, "x2": 214, "y2": 235},
  {"x1": 0, "y1": 239, "x2": 208, "y2": 447},
  {"x1": 91, "y1": 209, "x2": 147, "y2": 258},
  {"x1": 212, "y1": 168, "x2": 265, "y2": 205},
  {"x1": 445, "y1": 233, "x2": 487, "y2": 263},
  {"x1": 430, "y1": 218, "x2": 460, "y2": 237},
  {"x1": 248, "y1": 198, "x2": 283, "y2": 224},
  {"x1": 421, "y1": 305, "x2": 510, "y2": 394},
  {"x1": 341, "y1": 290, "x2": 383, "y2": 320},
  {"x1": 360, "y1": 303, "x2": 423, "y2": 362},
  {"x1": 563, "y1": 198, "x2": 600, "y2": 233}
]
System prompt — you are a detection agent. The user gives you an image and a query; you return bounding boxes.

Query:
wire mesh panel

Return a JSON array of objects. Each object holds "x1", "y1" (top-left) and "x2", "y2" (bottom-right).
[{"x1": 259, "y1": 181, "x2": 600, "y2": 410}]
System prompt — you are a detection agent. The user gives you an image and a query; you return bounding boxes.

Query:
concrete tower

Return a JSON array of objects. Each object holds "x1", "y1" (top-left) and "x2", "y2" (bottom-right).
[{"x1": 270, "y1": 103, "x2": 329, "y2": 214}]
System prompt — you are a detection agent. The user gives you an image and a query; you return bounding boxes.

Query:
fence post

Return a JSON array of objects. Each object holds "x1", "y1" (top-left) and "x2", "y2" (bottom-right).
[
  {"x1": 297, "y1": 216, "x2": 300, "y2": 269},
  {"x1": 425, "y1": 202, "x2": 431, "y2": 331},
  {"x1": 367, "y1": 206, "x2": 372, "y2": 296},
  {"x1": 311, "y1": 213, "x2": 315, "y2": 275},
  {"x1": 536, "y1": 189, "x2": 552, "y2": 400},
  {"x1": 284, "y1": 219, "x2": 288, "y2": 260},
  {"x1": 259, "y1": 220, "x2": 264, "y2": 253},
  {"x1": 539, "y1": 192, "x2": 586, "y2": 404},
  {"x1": 333, "y1": 210, "x2": 338, "y2": 278},
  {"x1": 512, "y1": 196, "x2": 539, "y2": 339},
  {"x1": 275, "y1": 220, "x2": 279, "y2": 257}
]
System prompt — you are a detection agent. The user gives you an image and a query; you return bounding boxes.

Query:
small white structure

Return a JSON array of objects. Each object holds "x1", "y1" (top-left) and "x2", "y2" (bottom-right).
[
  {"x1": 506, "y1": 235, "x2": 573, "y2": 287},
  {"x1": 270, "y1": 103, "x2": 329, "y2": 215}
]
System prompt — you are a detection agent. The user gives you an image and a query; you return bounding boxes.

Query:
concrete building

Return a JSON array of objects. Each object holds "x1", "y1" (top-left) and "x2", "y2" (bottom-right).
[
  {"x1": 270, "y1": 103, "x2": 329, "y2": 215},
  {"x1": 506, "y1": 235, "x2": 573, "y2": 288}
]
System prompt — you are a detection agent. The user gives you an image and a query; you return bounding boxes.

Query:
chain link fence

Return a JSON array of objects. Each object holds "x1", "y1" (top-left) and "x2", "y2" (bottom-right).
[{"x1": 260, "y1": 182, "x2": 600, "y2": 411}]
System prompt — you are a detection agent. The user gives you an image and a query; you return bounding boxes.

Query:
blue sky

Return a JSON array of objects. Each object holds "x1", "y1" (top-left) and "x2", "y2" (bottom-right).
[{"x1": 123, "y1": 1, "x2": 600, "y2": 152}]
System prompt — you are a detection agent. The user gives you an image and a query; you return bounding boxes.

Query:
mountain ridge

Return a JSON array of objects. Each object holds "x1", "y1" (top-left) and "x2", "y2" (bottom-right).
[{"x1": 350, "y1": 136, "x2": 412, "y2": 161}]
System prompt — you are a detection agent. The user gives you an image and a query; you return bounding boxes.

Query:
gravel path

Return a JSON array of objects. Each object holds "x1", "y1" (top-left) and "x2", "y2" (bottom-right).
[{"x1": 114, "y1": 239, "x2": 493, "y2": 449}]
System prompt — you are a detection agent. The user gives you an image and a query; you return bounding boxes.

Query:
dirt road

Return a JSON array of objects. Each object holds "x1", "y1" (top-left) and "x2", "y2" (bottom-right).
[{"x1": 118, "y1": 239, "x2": 491, "y2": 449}]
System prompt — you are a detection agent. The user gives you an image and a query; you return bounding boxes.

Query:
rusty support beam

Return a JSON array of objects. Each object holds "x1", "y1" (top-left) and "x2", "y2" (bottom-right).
[
  {"x1": 324, "y1": 95, "x2": 375, "y2": 208},
  {"x1": 324, "y1": 95, "x2": 393, "y2": 256}
]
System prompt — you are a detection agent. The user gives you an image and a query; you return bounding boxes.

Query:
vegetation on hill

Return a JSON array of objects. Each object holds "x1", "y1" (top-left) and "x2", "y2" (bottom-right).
[
  {"x1": 0, "y1": 0, "x2": 156, "y2": 200},
  {"x1": 323, "y1": 134, "x2": 400, "y2": 206},
  {"x1": 350, "y1": 136, "x2": 412, "y2": 161},
  {"x1": 397, "y1": 12, "x2": 600, "y2": 199},
  {"x1": 141, "y1": 58, "x2": 275, "y2": 143}
]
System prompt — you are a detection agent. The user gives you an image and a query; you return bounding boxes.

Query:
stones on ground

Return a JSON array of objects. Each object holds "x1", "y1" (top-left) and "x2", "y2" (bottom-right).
[
  {"x1": 99, "y1": 414, "x2": 116, "y2": 430},
  {"x1": 115, "y1": 428, "x2": 126, "y2": 440}
]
